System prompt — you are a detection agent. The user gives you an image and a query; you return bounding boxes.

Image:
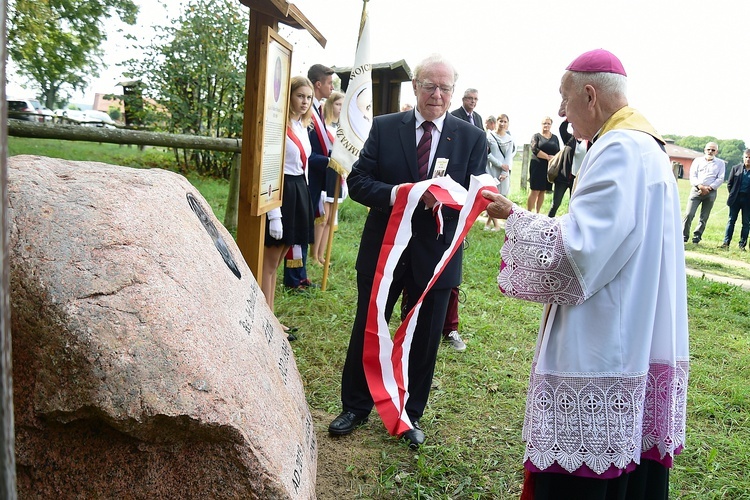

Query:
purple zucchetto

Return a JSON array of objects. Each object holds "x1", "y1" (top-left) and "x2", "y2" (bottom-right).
[{"x1": 566, "y1": 49, "x2": 627, "y2": 76}]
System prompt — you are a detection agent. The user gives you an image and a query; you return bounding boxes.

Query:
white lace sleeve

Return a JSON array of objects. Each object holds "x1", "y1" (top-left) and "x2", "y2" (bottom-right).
[{"x1": 497, "y1": 207, "x2": 586, "y2": 304}]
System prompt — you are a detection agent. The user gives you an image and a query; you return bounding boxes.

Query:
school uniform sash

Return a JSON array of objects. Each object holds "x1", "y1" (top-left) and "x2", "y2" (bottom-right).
[
  {"x1": 286, "y1": 125, "x2": 308, "y2": 171},
  {"x1": 362, "y1": 174, "x2": 497, "y2": 436},
  {"x1": 311, "y1": 105, "x2": 333, "y2": 156}
]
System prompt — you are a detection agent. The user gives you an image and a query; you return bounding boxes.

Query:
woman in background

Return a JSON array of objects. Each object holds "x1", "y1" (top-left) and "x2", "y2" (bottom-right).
[
  {"x1": 484, "y1": 116, "x2": 500, "y2": 228},
  {"x1": 485, "y1": 114, "x2": 517, "y2": 230},
  {"x1": 262, "y1": 76, "x2": 315, "y2": 339},
  {"x1": 494, "y1": 114, "x2": 516, "y2": 196},
  {"x1": 527, "y1": 116, "x2": 559, "y2": 213},
  {"x1": 313, "y1": 91, "x2": 346, "y2": 265}
]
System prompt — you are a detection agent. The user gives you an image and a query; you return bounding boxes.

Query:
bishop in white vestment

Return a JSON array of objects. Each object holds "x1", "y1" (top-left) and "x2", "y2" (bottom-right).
[{"x1": 484, "y1": 49, "x2": 689, "y2": 499}]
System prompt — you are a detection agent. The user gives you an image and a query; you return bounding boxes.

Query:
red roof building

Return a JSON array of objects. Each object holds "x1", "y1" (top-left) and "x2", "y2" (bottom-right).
[{"x1": 665, "y1": 141, "x2": 703, "y2": 179}]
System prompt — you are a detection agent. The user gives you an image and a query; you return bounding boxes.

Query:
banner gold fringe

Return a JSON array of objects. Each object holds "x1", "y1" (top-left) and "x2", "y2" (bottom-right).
[
  {"x1": 285, "y1": 259, "x2": 303, "y2": 268},
  {"x1": 328, "y1": 158, "x2": 348, "y2": 177}
]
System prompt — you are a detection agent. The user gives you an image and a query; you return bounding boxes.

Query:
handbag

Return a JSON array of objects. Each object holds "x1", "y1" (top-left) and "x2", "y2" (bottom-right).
[{"x1": 547, "y1": 145, "x2": 572, "y2": 183}]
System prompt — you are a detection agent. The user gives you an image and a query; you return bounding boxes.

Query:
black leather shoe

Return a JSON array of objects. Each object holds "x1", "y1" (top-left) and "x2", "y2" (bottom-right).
[
  {"x1": 328, "y1": 411, "x2": 368, "y2": 436},
  {"x1": 692, "y1": 238, "x2": 700, "y2": 244},
  {"x1": 401, "y1": 421, "x2": 425, "y2": 450}
]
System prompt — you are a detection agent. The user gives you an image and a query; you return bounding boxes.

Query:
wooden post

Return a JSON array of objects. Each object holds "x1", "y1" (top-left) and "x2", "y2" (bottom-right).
[
  {"x1": 520, "y1": 143, "x2": 531, "y2": 193},
  {"x1": 0, "y1": 0, "x2": 18, "y2": 495},
  {"x1": 234, "y1": 1, "x2": 326, "y2": 287},
  {"x1": 236, "y1": 11, "x2": 278, "y2": 287},
  {"x1": 224, "y1": 153, "x2": 241, "y2": 234},
  {"x1": 320, "y1": 175, "x2": 341, "y2": 291}
]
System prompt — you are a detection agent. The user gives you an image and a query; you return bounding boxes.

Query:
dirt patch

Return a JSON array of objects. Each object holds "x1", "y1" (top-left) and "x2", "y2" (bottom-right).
[{"x1": 312, "y1": 408, "x2": 411, "y2": 499}]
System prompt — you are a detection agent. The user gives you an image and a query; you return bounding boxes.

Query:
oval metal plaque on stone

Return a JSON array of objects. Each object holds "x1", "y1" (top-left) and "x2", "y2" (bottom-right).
[{"x1": 186, "y1": 193, "x2": 241, "y2": 279}]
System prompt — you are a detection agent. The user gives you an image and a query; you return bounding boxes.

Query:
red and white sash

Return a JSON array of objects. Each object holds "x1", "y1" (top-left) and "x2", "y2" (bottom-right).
[
  {"x1": 362, "y1": 174, "x2": 497, "y2": 435},
  {"x1": 311, "y1": 105, "x2": 333, "y2": 155},
  {"x1": 286, "y1": 125, "x2": 308, "y2": 171}
]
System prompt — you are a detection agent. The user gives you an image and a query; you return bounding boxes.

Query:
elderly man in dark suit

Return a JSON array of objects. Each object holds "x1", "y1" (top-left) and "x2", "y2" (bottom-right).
[
  {"x1": 451, "y1": 88, "x2": 484, "y2": 130},
  {"x1": 328, "y1": 54, "x2": 487, "y2": 448}
]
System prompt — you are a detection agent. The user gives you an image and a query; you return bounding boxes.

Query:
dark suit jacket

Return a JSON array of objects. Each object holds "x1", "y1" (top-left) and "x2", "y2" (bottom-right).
[
  {"x1": 555, "y1": 120, "x2": 578, "y2": 185},
  {"x1": 726, "y1": 163, "x2": 750, "y2": 207},
  {"x1": 307, "y1": 104, "x2": 330, "y2": 210},
  {"x1": 347, "y1": 111, "x2": 487, "y2": 289},
  {"x1": 450, "y1": 107, "x2": 484, "y2": 131}
]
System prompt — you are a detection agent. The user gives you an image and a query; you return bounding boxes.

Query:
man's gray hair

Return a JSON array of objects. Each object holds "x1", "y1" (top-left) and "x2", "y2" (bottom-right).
[
  {"x1": 463, "y1": 88, "x2": 479, "y2": 97},
  {"x1": 413, "y1": 54, "x2": 458, "y2": 83},
  {"x1": 569, "y1": 71, "x2": 627, "y2": 97}
]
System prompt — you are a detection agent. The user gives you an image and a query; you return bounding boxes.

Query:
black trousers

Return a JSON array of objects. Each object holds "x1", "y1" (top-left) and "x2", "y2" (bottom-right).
[
  {"x1": 530, "y1": 459, "x2": 669, "y2": 500},
  {"x1": 340, "y1": 271, "x2": 451, "y2": 423},
  {"x1": 548, "y1": 178, "x2": 573, "y2": 217}
]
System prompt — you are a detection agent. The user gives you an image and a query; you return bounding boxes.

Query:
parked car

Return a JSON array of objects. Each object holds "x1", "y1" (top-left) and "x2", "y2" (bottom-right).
[
  {"x1": 81, "y1": 109, "x2": 117, "y2": 128},
  {"x1": 7, "y1": 98, "x2": 44, "y2": 122},
  {"x1": 54, "y1": 108, "x2": 86, "y2": 124},
  {"x1": 30, "y1": 100, "x2": 54, "y2": 122}
]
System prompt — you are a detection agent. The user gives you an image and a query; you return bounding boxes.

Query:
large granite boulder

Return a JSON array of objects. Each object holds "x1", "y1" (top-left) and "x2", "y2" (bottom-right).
[{"x1": 7, "y1": 155, "x2": 316, "y2": 498}]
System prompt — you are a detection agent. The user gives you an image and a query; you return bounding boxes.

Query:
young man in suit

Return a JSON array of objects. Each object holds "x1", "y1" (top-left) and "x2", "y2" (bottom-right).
[{"x1": 328, "y1": 55, "x2": 487, "y2": 449}]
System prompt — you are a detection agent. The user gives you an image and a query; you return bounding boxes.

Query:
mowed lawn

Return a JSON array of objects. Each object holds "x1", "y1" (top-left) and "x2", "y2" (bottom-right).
[{"x1": 7, "y1": 137, "x2": 750, "y2": 499}]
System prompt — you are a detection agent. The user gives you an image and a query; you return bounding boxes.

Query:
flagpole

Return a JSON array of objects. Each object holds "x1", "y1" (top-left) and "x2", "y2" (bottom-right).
[
  {"x1": 358, "y1": 0, "x2": 368, "y2": 40},
  {"x1": 320, "y1": 177, "x2": 339, "y2": 291},
  {"x1": 321, "y1": 0, "x2": 369, "y2": 292}
]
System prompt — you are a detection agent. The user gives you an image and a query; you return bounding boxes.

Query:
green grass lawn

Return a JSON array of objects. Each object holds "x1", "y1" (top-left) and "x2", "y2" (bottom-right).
[{"x1": 7, "y1": 137, "x2": 750, "y2": 498}]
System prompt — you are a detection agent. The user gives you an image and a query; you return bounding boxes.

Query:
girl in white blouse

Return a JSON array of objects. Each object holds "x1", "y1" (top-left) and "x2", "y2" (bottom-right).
[{"x1": 261, "y1": 76, "x2": 315, "y2": 329}]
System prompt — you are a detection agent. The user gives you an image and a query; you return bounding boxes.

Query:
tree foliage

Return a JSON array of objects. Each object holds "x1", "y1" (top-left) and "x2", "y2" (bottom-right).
[
  {"x1": 124, "y1": 0, "x2": 249, "y2": 178},
  {"x1": 664, "y1": 134, "x2": 747, "y2": 169},
  {"x1": 8, "y1": 0, "x2": 138, "y2": 109}
]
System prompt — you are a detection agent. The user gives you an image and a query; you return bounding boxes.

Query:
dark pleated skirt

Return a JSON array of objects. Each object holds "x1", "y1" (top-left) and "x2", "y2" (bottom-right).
[{"x1": 265, "y1": 174, "x2": 314, "y2": 247}]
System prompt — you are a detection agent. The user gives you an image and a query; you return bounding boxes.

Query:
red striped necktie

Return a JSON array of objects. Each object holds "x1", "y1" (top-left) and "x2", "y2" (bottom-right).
[{"x1": 417, "y1": 121, "x2": 434, "y2": 180}]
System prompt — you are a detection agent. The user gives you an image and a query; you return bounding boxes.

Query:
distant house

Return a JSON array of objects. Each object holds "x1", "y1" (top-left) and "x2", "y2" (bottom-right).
[
  {"x1": 91, "y1": 82, "x2": 162, "y2": 128},
  {"x1": 665, "y1": 141, "x2": 703, "y2": 178},
  {"x1": 92, "y1": 93, "x2": 125, "y2": 116}
]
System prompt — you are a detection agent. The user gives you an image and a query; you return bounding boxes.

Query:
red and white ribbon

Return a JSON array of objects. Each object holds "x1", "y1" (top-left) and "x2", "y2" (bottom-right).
[
  {"x1": 286, "y1": 125, "x2": 308, "y2": 170},
  {"x1": 362, "y1": 174, "x2": 498, "y2": 435},
  {"x1": 311, "y1": 106, "x2": 333, "y2": 155}
]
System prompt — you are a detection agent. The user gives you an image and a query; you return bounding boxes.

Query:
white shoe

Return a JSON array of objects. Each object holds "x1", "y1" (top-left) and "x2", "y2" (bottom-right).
[{"x1": 444, "y1": 330, "x2": 467, "y2": 352}]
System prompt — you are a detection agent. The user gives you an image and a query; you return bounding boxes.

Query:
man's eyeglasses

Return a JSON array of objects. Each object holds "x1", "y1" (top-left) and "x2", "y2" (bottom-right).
[
  {"x1": 417, "y1": 81, "x2": 454, "y2": 95},
  {"x1": 463, "y1": 97, "x2": 478, "y2": 101},
  {"x1": 706, "y1": 148, "x2": 717, "y2": 152}
]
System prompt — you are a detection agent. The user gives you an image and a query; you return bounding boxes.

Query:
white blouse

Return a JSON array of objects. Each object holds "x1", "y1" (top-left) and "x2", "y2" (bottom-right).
[{"x1": 284, "y1": 119, "x2": 312, "y2": 178}]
